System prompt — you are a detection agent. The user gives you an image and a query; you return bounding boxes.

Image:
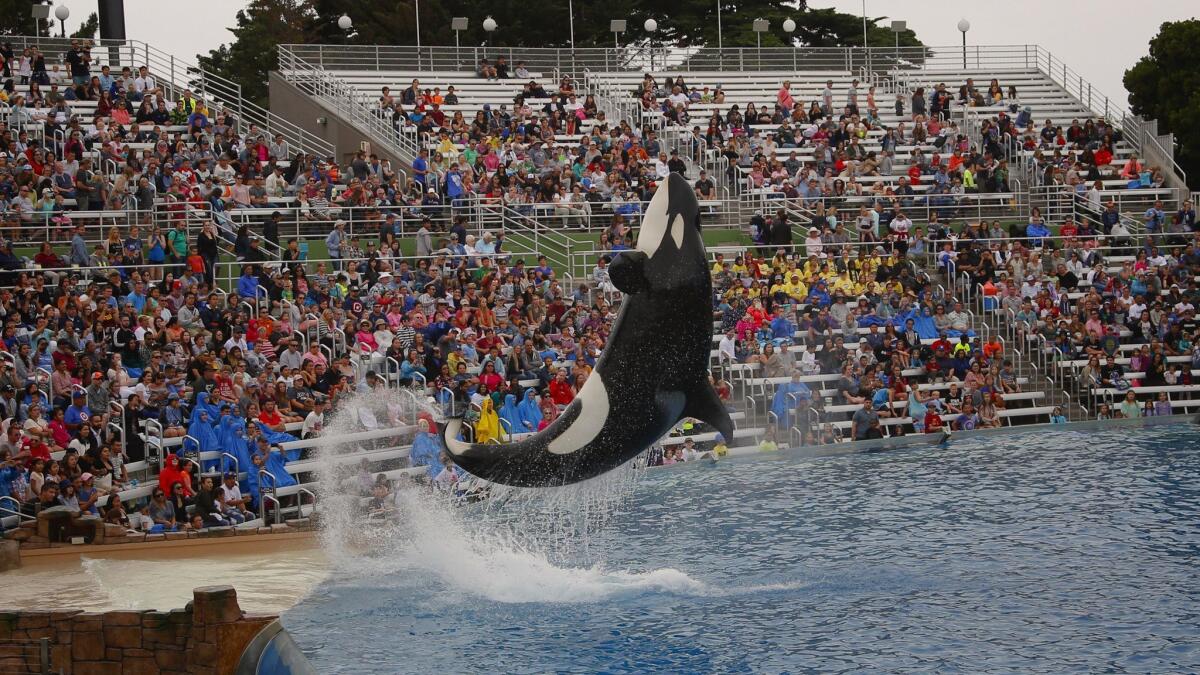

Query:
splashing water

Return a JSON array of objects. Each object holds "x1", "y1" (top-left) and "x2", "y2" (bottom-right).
[{"x1": 308, "y1": 388, "x2": 705, "y2": 604}]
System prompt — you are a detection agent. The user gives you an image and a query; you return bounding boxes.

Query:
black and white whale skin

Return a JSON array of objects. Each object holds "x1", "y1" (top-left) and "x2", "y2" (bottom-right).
[{"x1": 443, "y1": 172, "x2": 734, "y2": 487}]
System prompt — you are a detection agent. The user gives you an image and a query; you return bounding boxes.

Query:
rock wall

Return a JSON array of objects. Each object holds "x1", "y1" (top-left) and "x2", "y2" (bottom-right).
[{"x1": 0, "y1": 586, "x2": 276, "y2": 675}]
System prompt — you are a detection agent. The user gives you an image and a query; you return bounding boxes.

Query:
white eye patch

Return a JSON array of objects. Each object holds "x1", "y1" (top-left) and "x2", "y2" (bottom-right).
[{"x1": 670, "y1": 213, "x2": 685, "y2": 250}]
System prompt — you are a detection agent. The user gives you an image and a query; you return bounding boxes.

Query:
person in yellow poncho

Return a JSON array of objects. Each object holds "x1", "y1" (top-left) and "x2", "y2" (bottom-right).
[
  {"x1": 474, "y1": 397, "x2": 501, "y2": 443},
  {"x1": 799, "y1": 257, "x2": 822, "y2": 280},
  {"x1": 832, "y1": 270, "x2": 861, "y2": 296},
  {"x1": 783, "y1": 274, "x2": 808, "y2": 302},
  {"x1": 436, "y1": 132, "x2": 460, "y2": 159},
  {"x1": 446, "y1": 350, "x2": 467, "y2": 375}
]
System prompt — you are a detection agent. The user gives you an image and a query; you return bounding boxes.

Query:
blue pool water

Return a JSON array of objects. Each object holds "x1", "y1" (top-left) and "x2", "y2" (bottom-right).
[{"x1": 283, "y1": 424, "x2": 1200, "y2": 673}]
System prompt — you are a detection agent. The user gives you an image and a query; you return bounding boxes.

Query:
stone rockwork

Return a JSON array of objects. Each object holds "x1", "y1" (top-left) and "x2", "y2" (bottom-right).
[{"x1": 0, "y1": 586, "x2": 276, "y2": 675}]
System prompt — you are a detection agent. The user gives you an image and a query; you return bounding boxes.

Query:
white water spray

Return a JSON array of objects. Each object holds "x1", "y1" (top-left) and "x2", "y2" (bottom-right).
[{"x1": 308, "y1": 388, "x2": 712, "y2": 603}]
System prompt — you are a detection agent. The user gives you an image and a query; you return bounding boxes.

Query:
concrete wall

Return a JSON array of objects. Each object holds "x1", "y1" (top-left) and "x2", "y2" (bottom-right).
[
  {"x1": 0, "y1": 586, "x2": 280, "y2": 675},
  {"x1": 267, "y1": 73, "x2": 406, "y2": 170}
]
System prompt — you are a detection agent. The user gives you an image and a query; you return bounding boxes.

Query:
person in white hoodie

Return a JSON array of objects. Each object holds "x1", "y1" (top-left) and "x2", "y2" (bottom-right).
[{"x1": 804, "y1": 227, "x2": 824, "y2": 259}]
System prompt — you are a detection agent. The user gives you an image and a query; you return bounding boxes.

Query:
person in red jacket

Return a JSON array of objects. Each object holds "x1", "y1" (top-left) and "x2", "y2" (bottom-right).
[
  {"x1": 924, "y1": 407, "x2": 944, "y2": 434},
  {"x1": 548, "y1": 369, "x2": 576, "y2": 407}
]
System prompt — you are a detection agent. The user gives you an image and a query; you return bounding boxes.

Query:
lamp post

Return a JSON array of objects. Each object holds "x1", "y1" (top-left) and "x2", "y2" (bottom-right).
[
  {"x1": 862, "y1": 0, "x2": 869, "y2": 72},
  {"x1": 54, "y1": 5, "x2": 69, "y2": 38},
  {"x1": 415, "y1": 0, "x2": 422, "y2": 70},
  {"x1": 451, "y1": 17, "x2": 467, "y2": 67},
  {"x1": 752, "y1": 18, "x2": 768, "y2": 68},
  {"x1": 483, "y1": 15, "x2": 498, "y2": 56},
  {"x1": 644, "y1": 18, "x2": 657, "y2": 72},
  {"x1": 716, "y1": 0, "x2": 723, "y2": 54},
  {"x1": 890, "y1": 20, "x2": 905, "y2": 70},
  {"x1": 957, "y1": 19, "x2": 970, "y2": 69},
  {"x1": 568, "y1": 0, "x2": 575, "y2": 51},
  {"x1": 337, "y1": 14, "x2": 352, "y2": 31},
  {"x1": 782, "y1": 18, "x2": 796, "y2": 73}
]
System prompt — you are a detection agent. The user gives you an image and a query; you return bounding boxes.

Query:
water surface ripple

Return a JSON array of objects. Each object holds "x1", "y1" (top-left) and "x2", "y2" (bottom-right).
[{"x1": 284, "y1": 424, "x2": 1200, "y2": 674}]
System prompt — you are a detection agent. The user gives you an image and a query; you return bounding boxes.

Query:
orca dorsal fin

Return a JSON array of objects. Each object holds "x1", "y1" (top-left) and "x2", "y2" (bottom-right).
[{"x1": 681, "y1": 382, "x2": 735, "y2": 443}]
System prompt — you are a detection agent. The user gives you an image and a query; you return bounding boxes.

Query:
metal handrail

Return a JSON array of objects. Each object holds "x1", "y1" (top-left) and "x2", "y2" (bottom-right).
[
  {"x1": 258, "y1": 467, "x2": 278, "y2": 523},
  {"x1": 297, "y1": 487, "x2": 317, "y2": 519},
  {"x1": 0, "y1": 495, "x2": 35, "y2": 522}
]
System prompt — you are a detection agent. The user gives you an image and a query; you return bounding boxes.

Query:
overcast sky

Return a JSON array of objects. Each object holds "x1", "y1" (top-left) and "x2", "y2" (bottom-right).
[{"x1": 49, "y1": 0, "x2": 1197, "y2": 105}]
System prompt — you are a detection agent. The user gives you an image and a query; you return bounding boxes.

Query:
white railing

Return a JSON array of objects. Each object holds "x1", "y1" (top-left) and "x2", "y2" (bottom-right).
[
  {"x1": 4, "y1": 34, "x2": 332, "y2": 158},
  {"x1": 278, "y1": 47, "x2": 422, "y2": 165}
]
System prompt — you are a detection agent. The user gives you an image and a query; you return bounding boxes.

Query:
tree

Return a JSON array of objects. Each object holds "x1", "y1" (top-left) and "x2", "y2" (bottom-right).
[
  {"x1": 197, "y1": 0, "x2": 313, "y2": 108},
  {"x1": 199, "y1": 0, "x2": 923, "y2": 107},
  {"x1": 1124, "y1": 19, "x2": 1200, "y2": 188},
  {"x1": 71, "y1": 12, "x2": 99, "y2": 40},
  {"x1": 0, "y1": 0, "x2": 44, "y2": 37}
]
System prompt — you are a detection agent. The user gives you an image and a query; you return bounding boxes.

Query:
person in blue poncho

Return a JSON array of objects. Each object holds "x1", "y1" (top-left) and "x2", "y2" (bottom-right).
[
  {"x1": 913, "y1": 304, "x2": 940, "y2": 340},
  {"x1": 770, "y1": 371, "x2": 812, "y2": 428},
  {"x1": 245, "y1": 452, "x2": 265, "y2": 511},
  {"x1": 184, "y1": 408, "x2": 221, "y2": 471},
  {"x1": 249, "y1": 435, "x2": 296, "y2": 510},
  {"x1": 253, "y1": 420, "x2": 299, "y2": 460},
  {"x1": 497, "y1": 394, "x2": 521, "y2": 437},
  {"x1": 217, "y1": 415, "x2": 254, "y2": 477},
  {"x1": 408, "y1": 418, "x2": 445, "y2": 479},
  {"x1": 515, "y1": 389, "x2": 543, "y2": 433},
  {"x1": 190, "y1": 392, "x2": 220, "y2": 426}
]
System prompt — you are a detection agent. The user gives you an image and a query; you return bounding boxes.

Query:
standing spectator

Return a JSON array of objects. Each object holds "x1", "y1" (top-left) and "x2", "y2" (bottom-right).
[{"x1": 326, "y1": 220, "x2": 346, "y2": 270}]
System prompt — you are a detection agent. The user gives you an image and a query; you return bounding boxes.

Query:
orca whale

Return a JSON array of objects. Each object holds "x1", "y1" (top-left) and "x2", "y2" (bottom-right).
[{"x1": 442, "y1": 172, "x2": 734, "y2": 487}]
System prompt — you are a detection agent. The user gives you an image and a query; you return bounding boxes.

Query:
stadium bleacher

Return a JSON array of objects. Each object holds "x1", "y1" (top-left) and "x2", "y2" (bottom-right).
[{"x1": 1, "y1": 35, "x2": 1196, "y2": 549}]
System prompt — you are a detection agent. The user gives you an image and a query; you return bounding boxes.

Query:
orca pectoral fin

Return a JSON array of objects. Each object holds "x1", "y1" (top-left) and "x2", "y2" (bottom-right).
[
  {"x1": 682, "y1": 383, "x2": 735, "y2": 443},
  {"x1": 609, "y1": 250, "x2": 649, "y2": 295}
]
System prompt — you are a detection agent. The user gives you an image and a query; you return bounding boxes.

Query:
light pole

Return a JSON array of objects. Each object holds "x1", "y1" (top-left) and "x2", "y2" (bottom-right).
[
  {"x1": 337, "y1": 14, "x2": 352, "y2": 31},
  {"x1": 716, "y1": 0, "x2": 723, "y2": 53},
  {"x1": 451, "y1": 17, "x2": 467, "y2": 67},
  {"x1": 957, "y1": 19, "x2": 970, "y2": 69},
  {"x1": 890, "y1": 20, "x2": 905, "y2": 70},
  {"x1": 644, "y1": 18, "x2": 657, "y2": 72},
  {"x1": 862, "y1": 0, "x2": 869, "y2": 72},
  {"x1": 415, "y1": 0, "x2": 422, "y2": 70},
  {"x1": 568, "y1": 0, "x2": 575, "y2": 51},
  {"x1": 54, "y1": 5, "x2": 69, "y2": 38},
  {"x1": 752, "y1": 18, "x2": 768, "y2": 68},
  {"x1": 782, "y1": 18, "x2": 796, "y2": 73},
  {"x1": 483, "y1": 16, "x2": 498, "y2": 55}
]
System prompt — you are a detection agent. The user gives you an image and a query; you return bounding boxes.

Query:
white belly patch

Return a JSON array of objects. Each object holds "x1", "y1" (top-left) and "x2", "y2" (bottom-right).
[{"x1": 548, "y1": 371, "x2": 610, "y2": 455}]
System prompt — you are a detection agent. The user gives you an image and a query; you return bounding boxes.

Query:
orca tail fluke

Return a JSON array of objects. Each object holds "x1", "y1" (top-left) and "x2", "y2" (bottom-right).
[{"x1": 683, "y1": 382, "x2": 736, "y2": 444}]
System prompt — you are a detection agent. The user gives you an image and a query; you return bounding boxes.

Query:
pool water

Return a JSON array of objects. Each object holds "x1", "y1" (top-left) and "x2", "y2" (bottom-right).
[{"x1": 283, "y1": 424, "x2": 1200, "y2": 673}]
